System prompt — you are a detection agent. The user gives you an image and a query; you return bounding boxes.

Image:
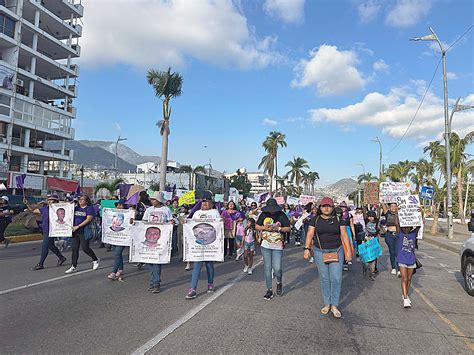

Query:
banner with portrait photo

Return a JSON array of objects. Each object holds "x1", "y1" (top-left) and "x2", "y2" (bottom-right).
[
  {"x1": 49, "y1": 203, "x2": 74, "y2": 237},
  {"x1": 183, "y1": 219, "x2": 224, "y2": 262},
  {"x1": 102, "y1": 208, "x2": 135, "y2": 246},
  {"x1": 129, "y1": 222, "x2": 173, "y2": 264}
]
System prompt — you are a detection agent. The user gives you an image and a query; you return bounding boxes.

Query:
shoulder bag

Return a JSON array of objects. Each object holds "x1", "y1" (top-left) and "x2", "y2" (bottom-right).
[{"x1": 314, "y1": 216, "x2": 339, "y2": 263}]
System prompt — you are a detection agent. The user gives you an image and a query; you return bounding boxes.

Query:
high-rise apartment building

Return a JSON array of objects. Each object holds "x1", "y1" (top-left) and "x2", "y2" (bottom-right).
[{"x1": 0, "y1": 0, "x2": 82, "y2": 186}]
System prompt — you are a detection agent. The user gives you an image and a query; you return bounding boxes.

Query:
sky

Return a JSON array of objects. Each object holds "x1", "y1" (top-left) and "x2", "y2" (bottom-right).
[{"x1": 74, "y1": 0, "x2": 474, "y2": 186}]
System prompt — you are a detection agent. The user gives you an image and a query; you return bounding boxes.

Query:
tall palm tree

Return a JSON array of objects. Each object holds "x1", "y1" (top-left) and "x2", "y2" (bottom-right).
[
  {"x1": 262, "y1": 131, "x2": 287, "y2": 190},
  {"x1": 386, "y1": 160, "x2": 414, "y2": 182},
  {"x1": 93, "y1": 178, "x2": 124, "y2": 197},
  {"x1": 258, "y1": 153, "x2": 275, "y2": 193},
  {"x1": 147, "y1": 67, "x2": 183, "y2": 191},
  {"x1": 307, "y1": 171, "x2": 320, "y2": 195},
  {"x1": 450, "y1": 131, "x2": 474, "y2": 222},
  {"x1": 285, "y1": 157, "x2": 310, "y2": 189},
  {"x1": 357, "y1": 172, "x2": 377, "y2": 185},
  {"x1": 410, "y1": 159, "x2": 435, "y2": 194}
]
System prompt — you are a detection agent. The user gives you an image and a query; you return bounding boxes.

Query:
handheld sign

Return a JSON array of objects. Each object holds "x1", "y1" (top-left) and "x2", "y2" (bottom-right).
[
  {"x1": 397, "y1": 195, "x2": 423, "y2": 227},
  {"x1": 379, "y1": 182, "x2": 412, "y2": 203}
]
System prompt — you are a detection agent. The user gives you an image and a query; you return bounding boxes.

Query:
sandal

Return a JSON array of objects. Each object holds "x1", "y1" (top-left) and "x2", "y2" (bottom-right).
[
  {"x1": 107, "y1": 273, "x2": 117, "y2": 280},
  {"x1": 331, "y1": 306, "x2": 342, "y2": 318},
  {"x1": 321, "y1": 305, "x2": 331, "y2": 315}
]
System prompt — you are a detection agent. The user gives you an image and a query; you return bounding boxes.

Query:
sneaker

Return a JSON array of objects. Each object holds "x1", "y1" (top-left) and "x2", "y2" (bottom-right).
[
  {"x1": 92, "y1": 259, "x2": 100, "y2": 270},
  {"x1": 348, "y1": 261, "x2": 353, "y2": 265},
  {"x1": 147, "y1": 285, "x2": 154, "y2": 291},
  {"x1": 263, "y1": 289, "x2": 273, "y2": 301},
  {"x1": 107, "y1": 272, "x2": 117, "y2": 280},
  {"x1": 236, "y1": 248, "x2": 244, "y2": 261},
  {"x1": 32, "y1": 264, "x2": 44, "y2": 271},
  {"x1": 343, "y1": 265, "x2": 349, "y2": 271},
  {"x1": 276, "y1": 283, "x2": 283, "y2": 296},
  {"x1": 369, "y1": 275, "x2": 376, "y2": 281},
  {"x1": 186, "y1": 289, "x2": 197, "y2": 299},
  {"x1": 397, "y1": 271, "x2": 401, "y2": 278},
  {"x1": 403, "y1": 298, "x2": 411, "y2": 308},
  {"x1": 243, "y1": 265, "x2": 249, "y2": 273},
  {"x1": 65, "y1": 266, "x2": 77, "y2": 274},
  {"x1": 247, "y1": 267, "x2": 253, "y2": 275},
  {"x1": 185, "y1": 262, "x2": 191, "y2": 271},
  {"x1": 207, "y1": 283, "x2": 214, "y2": 293},
  {"x1": 57, "y1": 256, "x2": 67, "y2": 267},
  {"x1": 295, "y1": 242, "x2": 300, "y2": 246},
  {"x1": 152, "y1": 284, "x2": 161, "y2": 293},
  {"x1": 391, "y1": 269, "x2": 397, "y2": 275},
  {"x1": 309, "y1": 257, "x2": 314, "y2": 264}
]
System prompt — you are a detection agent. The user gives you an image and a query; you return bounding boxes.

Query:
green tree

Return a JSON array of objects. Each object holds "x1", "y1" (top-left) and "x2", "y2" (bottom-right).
[
  {"x1": 147, "y1": 67, "x2": 183, "y2": 192},
  {"x1": 285, "y1": 157, "x2": 310, "y2": 189},
  {"x1": 93, "y1": 178, "x2": 124, "y2": 197},
  {"x1": 261, "y1": 131, "x2": 287, "y2": 191},
  {"x1": 230, "y1": 169, "x2": 252, "y2": 196},
  {"x1": 386, "y1": 160, "x2": 414, "y2": 182},
  {"x1": 357, "y1": 172, "x2": 377, "y2": 185},
  {"x1": 258, "y1": 153, "x2": 275, "y2": 193},
  {"x1": 409, "y1": 159, "x2": 434, "y2": 194}
]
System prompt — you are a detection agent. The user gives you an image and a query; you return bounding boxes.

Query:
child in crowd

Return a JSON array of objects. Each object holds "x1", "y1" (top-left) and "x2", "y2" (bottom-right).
[
  {"x1": 243, "y1": 217, "x2": 256, "y2": 275},
  {"x1": 397, "y1": 226, "x2": 421, "y2": 308},
  {"x1": 362, "y1": 210, "x2": 380, "y2": 281},
  {"x1": 235, "y1": 213, "x2": 245, "y2": 261}
]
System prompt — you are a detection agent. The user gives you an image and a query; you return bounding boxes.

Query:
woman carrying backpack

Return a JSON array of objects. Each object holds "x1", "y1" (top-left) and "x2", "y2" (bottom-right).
[{"x1": 304, "y1": 197, "x2": 352, "y2": 318}]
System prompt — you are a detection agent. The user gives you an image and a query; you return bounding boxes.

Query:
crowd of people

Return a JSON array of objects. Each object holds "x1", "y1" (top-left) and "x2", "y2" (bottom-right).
[{"x1": 15, "y1": 189, "x2": 420, "y2": 315}]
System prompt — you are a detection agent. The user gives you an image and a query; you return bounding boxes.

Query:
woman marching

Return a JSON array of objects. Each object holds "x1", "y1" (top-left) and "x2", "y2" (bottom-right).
[
  {"x1": 221, "y1": 200, "x2": 240, "y2": 259},
  {"x1": 397, "y1": 225, "x2": 421, "y2": 308},
  {"x1": 304, "y1": 197, "x2": 352, "y2": 318},
  {"x1": 382, "y1": 202, "x2": 400, "y2": 276}
]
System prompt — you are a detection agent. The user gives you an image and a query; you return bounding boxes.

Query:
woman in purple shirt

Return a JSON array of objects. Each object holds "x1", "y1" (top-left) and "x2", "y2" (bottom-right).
[
  {"x1": 397, "y1": 226, "x2": 420, "y2": 308},
  {"x1": 221, "y1": 200, "x2": 240, "y2": 258},
  {"x1": 26, "y1": 195, "x2": 67, "y2": 270},
  {"x1": 65, "y1": 195, "x2": 99, "y2": 274}
]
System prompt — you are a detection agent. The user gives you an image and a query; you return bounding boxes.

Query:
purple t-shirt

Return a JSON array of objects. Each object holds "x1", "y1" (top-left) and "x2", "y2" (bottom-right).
[
  {"x1": 40, "y1": 205, "x2": 49, "y2": 235},
  {"x1": 74, "y1": 205, "x2": 95, "y2": 229},
  {"x1": 396, "y1": 231, "x2": 417, "y2": 266}
]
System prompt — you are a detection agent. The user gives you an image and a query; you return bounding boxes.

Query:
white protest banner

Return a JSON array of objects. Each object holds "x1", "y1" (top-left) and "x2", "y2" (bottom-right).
[
  {"x1": 299, "y1": 194, "x2": 315, "y2": 206},
  {"x1": 129, "y1": 222, "x2": 173, "y2": 264},
  {"x1": 214, "y1": 194, "x2": 224, "y2": 203},
  {"x1": 183, "y1": 219, "x2": 224, "y2": 262},
  {"x1": 102, "y1": 208, "x2": 135, "y2": 246},
  {"x1": 379, "y1": 182, "x2": 413, "y2": 203},
  {"x1": 286, "y1": 196, "x2": 299, "y2": 206},
  {"x1": 49, "y1": 203, "x2": 74, "y2": 237},
  {"x1": 397, "y1": 195, "x2": 423, "y2": 227},
  {"x1": 163, "y1": 191, "x2": 173, "y2": 201},
  {"x1": 295, "y1": 212, "x2": 309, "y2": 231}
]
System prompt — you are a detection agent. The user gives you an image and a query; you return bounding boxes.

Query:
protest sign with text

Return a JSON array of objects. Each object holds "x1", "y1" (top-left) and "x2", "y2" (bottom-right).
[
  {"x1": 299, "y1": 194, "x2": 315, "y2": 206},
  {"x1": 379, "y1": 182, "x2": 412, "y2": 203},
  {"x1": 363, "y1": 182, "x2": 380, "y2": 204},
  {"x1": 397, "y1": 195, "x2": 423, "y2": 227},
  {"x1": 286, "y1": 196, "x2": 299, "y2": 206}
]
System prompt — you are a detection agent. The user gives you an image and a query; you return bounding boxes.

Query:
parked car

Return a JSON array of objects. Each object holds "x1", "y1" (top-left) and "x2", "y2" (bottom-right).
[
  {"x1": 461, "y1": 212, "x2": 474, "y2": 296},
  {"x1": 2, "y1": 195, "x2": 44, "y2": 215}
]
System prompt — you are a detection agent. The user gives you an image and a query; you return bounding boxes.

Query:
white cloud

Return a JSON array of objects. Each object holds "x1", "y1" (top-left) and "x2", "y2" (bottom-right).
[
  {"x1": 263, "y1": 0, "x2": 305, "y2": 24},
  {"x1": 114, "y1": 122, "x2": 121, "y2": 131},
  {"x1": 385, "y1": 0, "x2": 432, "y2": 28},
  {"x1": 309, "y1": 82, "x2": 474, "y2": 142},
  {"x1": 373, "y1": 59, "x2": 389, "y2": 72},
  {"x1": 292, "y1": 45, "x2": 366, "y2": 96},
  {"x1": 262, "y1": 118, "x2": 278, "y2": 126},
  {"x1": 358, "y1": 0, "x2": 381, "y2": 23},
  {"x1": 447, "y1": 72, "x2": 458, "y2": 80},
  {"x1": 80, "y1": 0, "x2": 283, "y2": 69}
]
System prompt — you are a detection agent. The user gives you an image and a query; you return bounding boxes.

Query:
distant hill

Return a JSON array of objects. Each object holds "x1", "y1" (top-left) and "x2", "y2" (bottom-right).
[
  {"x1": 315, "y1": 178, "x2": 360, "y2": 201},
  {"x1": 79, "y1": 140, "x2": 161, "y2": 166},
  {"x1": 45, "y1": 140, "x2": 136, "y2": 172}
]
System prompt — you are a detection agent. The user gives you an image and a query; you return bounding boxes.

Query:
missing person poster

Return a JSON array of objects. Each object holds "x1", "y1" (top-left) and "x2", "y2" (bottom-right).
[
  {"x1": 129, "y1": 222, "x2": 173, "y2": 264},
  {"x1": 183, "y1": 219, "x2": 224, "y2": 262},
  {"x1": 102, "y1": 208, "x2": 135, "y2": 246},
  {"x1": 49, "y1": 203, "x2": 74, "y2": 237}
]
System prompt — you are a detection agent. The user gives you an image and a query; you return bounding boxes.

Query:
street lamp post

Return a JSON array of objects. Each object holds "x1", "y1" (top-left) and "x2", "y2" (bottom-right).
[
  {"x1": 114, "y1": 136, "x2": 127, "y2": 178},
  {"x1": 411, "y1": 27, "x2": 454, "y2": 239},
  {"x1": 371, "y1": 136, "x2": 383, "y2": 179}
]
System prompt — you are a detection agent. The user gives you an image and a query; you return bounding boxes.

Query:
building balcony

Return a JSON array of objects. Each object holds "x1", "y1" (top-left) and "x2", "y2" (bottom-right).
[
  {"x1": 24, "y1": 0, "x2": 82, "y2": 41},
  {"x1": 17, "y1": 68, "x2": 76, "y2": 100},
  {"x1": 0, "y1": 139, "x2": 72, "y2": 161},
  {"x1": 43, "y1": 0, "x2": 84, "y2": 20},
  {"x1": 21, "y1": 19, "x2": 81, "y2": 60}
]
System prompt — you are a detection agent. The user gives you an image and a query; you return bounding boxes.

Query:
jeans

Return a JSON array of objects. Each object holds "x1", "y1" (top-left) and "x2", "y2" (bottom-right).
[
  {"x1": 172, "y1": 226, "x2": 178, "y2": 255},
  {"x1": 261, "y1": 247, "x2": 283, "y2": 290},
  {"x1": 0, "y1": 218, "x2": 11, "y2": 242},
  {"x1": 71, "y1": 231, "x2": 98, "y2": 267},
  {"x1": 39, "y1": 232, "x2": 64, "y2": 265},
  {"x1": 190, "y1": 261, "x2": 214, "y2": 290},
  {"x1": 384, "y1": 232, "x2": 398, "y2": 270},
  {"x1": 314, "y1": 247, "x2": 344, "y2": 306},
  {"x1": 149, "y1": 264, "x2": 162, "y2": 286},
  {"x1": 112, "y1": 245, "x2": 125, "y2": 273}
]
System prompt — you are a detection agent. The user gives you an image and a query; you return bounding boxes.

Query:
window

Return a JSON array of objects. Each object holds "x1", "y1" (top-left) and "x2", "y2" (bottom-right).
[
  {"x1": 0, "y1": 14, "x2": 15, "y2": 38},
  {"x1": 0, "y1": 93, "x2": 10, "y2": 106}
]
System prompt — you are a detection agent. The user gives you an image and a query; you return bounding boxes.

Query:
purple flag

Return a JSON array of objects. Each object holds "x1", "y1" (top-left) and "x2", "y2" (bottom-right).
[
  {"x1": 259, "y1": 192, "x2": 269, "y2": 203},
  {"x1": 16, "y1": 174, "x2": 26, "y2": 189},
  {"x1": 74, "y1": 182, "x2": 81, "y2": 197},
  {"x1": 125, "y1": 192, "x2": 139, "y2": 206},
  {"x1": 118, "y1": 184, "x2": 132, "y2": 199}
]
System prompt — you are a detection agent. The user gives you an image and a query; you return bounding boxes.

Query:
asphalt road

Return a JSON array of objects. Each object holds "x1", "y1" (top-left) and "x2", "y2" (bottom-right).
[{"x1": 1, "y1": 237, "x2": 473, "y2": 354}]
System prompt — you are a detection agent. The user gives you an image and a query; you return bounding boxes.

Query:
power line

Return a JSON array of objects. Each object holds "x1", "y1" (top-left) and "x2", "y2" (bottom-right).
[
  {"x1": 386, "y1": 57, "x2": 442, "y2": 156},
  {"x1": 446, "y1": 24, "x2": 474, "y2": 52}
]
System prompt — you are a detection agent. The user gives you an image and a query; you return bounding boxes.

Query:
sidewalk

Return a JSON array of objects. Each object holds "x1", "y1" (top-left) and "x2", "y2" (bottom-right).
[
  {"x1": 5, "y1": 233, "x2": 42, "y2": 243},
  {"x1": 423, "y1": 220, "x2": 471, "y2": 253}
]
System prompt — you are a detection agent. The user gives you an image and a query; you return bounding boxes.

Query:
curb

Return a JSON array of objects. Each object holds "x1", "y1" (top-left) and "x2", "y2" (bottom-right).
[
  {"x1": 423, "y1": 236, "x2": 460, "y2": 254},
  {"x1": 6, "y1": 234, "x2": 42, "y2": 243}
]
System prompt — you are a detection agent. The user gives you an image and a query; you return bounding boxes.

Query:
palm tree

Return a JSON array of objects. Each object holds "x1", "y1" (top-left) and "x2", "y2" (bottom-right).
[
  {"x1": 147, "y1": 67, "x2": 183, "y2": 191},
  {"x1": 357, "y1": 172, "x2": 377, "y2": 185},
  {"x1": 430, "y1": 180, "x2": 446, "y2": 235},
  {"x1": 307, "y1": 171, "x2": 320, "y2": 195},
  {"x1": 177, "y1": 165, "x2": 205, "y2": 189},
  {"x1": 258, "y1": 153, "x2": 275, "y2": 193},
  {"x1": 410, "y1": 159, "x2": 435, "y2": 194},
  {"x1": 450, "y1": 131, "x2": 474, "y2": 222},
  {"x1": 262, "y1": 131, "x2": 287, "y2": 190},
  {"x1": 386, "y1": 160, "x2": 414, "y2": 182},
  {"x1": 93, "y1": 178, "x2": 124, "y2": 197},
  {"x1": 285, "y1": 157, "x2": 310, "y2": 189}
]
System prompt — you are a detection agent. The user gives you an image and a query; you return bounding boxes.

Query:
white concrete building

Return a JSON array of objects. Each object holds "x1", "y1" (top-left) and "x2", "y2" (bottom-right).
[{"x1": 0, "y1": 0, "x2": 83, "y2": 181}]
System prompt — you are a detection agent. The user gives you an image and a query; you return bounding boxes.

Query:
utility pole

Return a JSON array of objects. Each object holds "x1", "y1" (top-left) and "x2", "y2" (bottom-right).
[
  {"x1": 371, "y1": 137, "x2": 383, "y2": 179},
  {"x1": 80, "y1": 165, "x2": 84, "y2": 188},
  {"x1": 114, "y1": 136, "x2": 127, "y2": 179}
]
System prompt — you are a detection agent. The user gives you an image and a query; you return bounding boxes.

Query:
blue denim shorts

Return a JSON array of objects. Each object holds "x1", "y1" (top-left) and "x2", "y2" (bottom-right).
[
  {"x1": 236, "y1": 235, "x2": 243, "y2": 244},
  {"x1": 244, "y1": 241, "x2": 255, "y2": 251}
]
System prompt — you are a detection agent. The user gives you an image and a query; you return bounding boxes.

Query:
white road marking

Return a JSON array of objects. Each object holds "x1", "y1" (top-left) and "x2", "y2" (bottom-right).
[
  {"x1": 439, "y1": 263, "x2": 450, "y2": 268},
  {"x1": 131, "y1": 259, "x2": 264, "y2": 355}
]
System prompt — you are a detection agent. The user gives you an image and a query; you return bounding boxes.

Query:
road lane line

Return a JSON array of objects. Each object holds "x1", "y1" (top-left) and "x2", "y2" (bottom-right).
[
  {"x1": 131, "y1": 259, "x2": 264, "y2": 355},
  {"x1": 414, "y1": 287, "x2": 474, "y2": 351}
]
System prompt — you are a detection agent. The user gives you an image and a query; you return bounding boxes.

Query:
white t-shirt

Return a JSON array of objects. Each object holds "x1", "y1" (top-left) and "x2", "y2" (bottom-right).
[
  {"x1": 192, "y1": 209, "x2": 221, "y2": 221},
  {"x1": 143, "y1": 205, "x2": 172, "y2": 224}
]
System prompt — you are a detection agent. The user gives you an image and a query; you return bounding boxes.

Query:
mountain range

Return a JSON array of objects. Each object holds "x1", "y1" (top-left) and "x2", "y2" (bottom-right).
[{"x1": 315, "y1": 178, "x2": 360, "y2": 201}]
